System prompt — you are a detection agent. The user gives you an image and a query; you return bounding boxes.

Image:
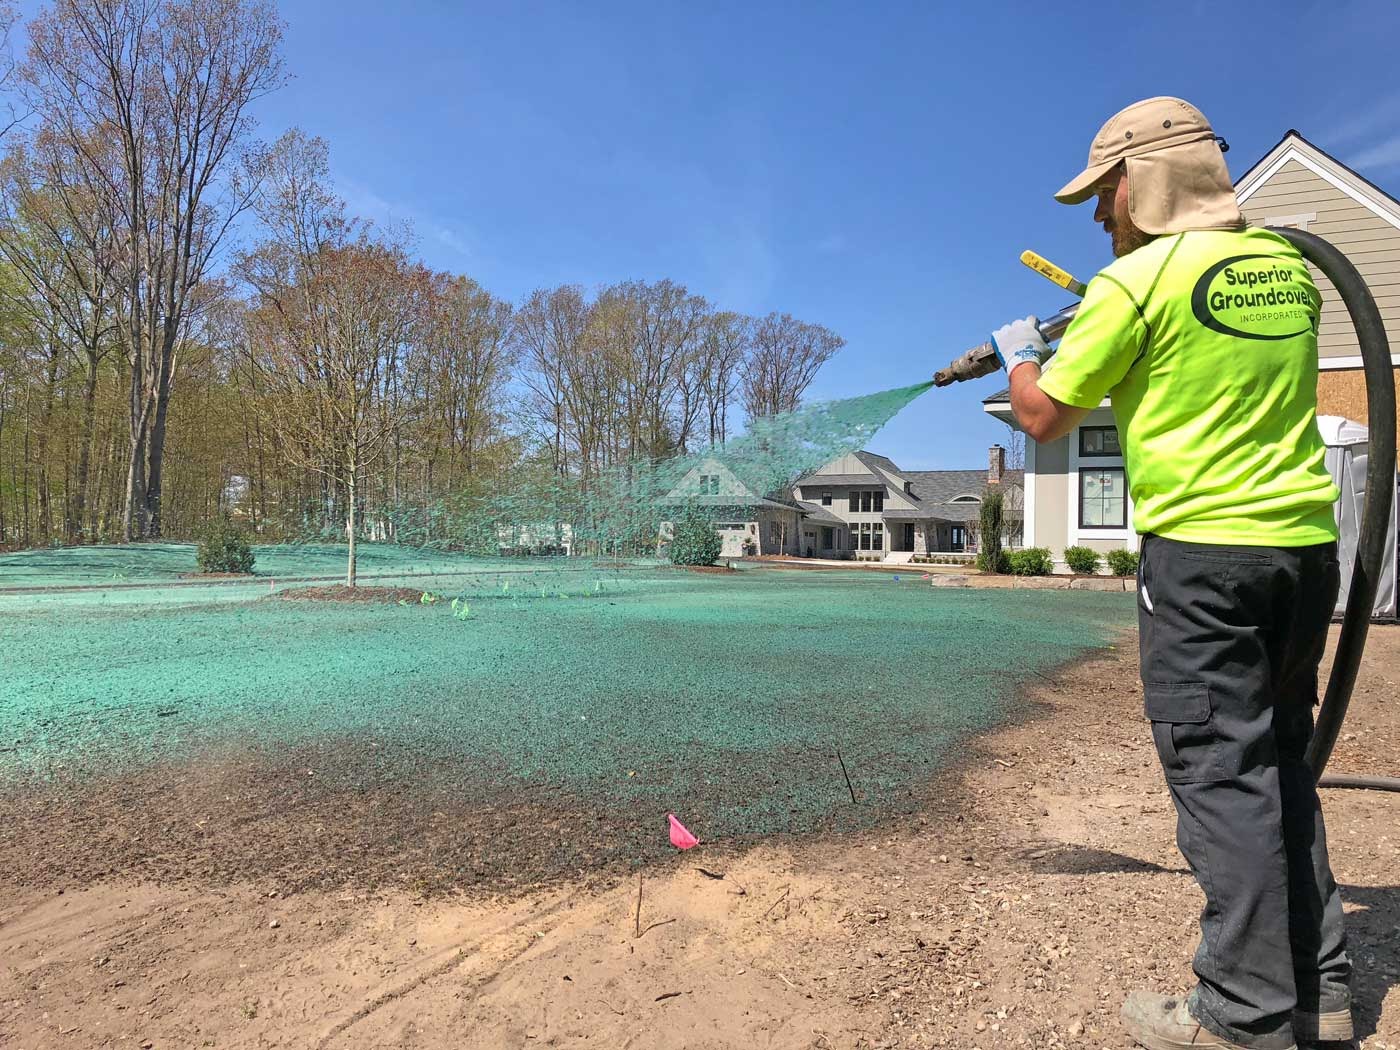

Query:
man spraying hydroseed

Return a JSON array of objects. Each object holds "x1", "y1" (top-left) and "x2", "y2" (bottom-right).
[{"x1": 993, "y1": 97, "x2": 1348, "y2": 1050}]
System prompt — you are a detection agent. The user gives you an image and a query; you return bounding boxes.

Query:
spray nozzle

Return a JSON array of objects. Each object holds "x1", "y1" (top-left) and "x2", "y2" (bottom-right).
[{"x1": 932, "y1": 251, "x2": 1087, "y2": 387}]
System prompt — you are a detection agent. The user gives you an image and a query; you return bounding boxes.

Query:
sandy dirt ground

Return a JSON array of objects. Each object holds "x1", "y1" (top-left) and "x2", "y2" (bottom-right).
[{"x1": 3, "y1": 624, "x2": 1397, "y2": 1050}]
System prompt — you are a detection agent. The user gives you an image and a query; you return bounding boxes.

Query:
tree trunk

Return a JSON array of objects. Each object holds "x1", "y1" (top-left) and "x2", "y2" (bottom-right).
[
  {"x1": 144, "y1": 379, "x2": 173, "y2": 538},
  {"x1": 123, "y1": 420, "x2": 148, "y2": 542},
  {"x1": 35, "y1": 343, "x2": 61, "y2": 543},
  {"x1": 346, "y1": 473, "x2": 358, "y2": 588},
  {"x1": 70, "y1": 354, "x2": 100, "y2": 542},
  {"x1": 123, "y1": 347, "x2": 150, "y2": 542}
]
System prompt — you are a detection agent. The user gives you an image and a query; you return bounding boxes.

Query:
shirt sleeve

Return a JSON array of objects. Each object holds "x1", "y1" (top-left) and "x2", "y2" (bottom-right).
[{"x1": 1036, "y1": 273, "x2": 1149, "y2": 409}]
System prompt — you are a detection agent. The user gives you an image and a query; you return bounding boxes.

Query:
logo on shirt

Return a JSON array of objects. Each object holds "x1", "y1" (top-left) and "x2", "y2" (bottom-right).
[{"x1": 1190, "y1": 254, "x2": 1319, "y2": 341}]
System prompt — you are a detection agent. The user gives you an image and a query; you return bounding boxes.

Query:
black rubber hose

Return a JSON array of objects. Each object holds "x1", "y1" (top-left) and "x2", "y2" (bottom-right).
[
  {"x1": 1269, "y1": 227, "x2": 1396, "y2": 779},
  {"x1": 1316, "y1": 772, "x2": 1400, "y2": 792}
]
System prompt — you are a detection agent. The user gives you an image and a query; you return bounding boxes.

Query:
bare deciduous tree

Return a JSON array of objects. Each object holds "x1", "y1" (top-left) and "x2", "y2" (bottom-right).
[
  {"x1": 739, "y1": 312, "x2": 844, "y2": 420},
  {"x1": 0, "y1": 129, "x2": 121, "y2": 540},
  {"x1": 22, "y1": 0, "x2": 286, "y2": 539},
  {"x1": 248, "y1": 238, "x2": 418, "y2": 585}
]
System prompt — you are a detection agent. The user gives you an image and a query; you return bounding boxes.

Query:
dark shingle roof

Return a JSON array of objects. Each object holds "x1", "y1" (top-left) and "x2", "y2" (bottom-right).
[
  {"x1": 795, "y1": 501, "x2": 846, "y2": 525},
  {"x1": 904, "y1": 469, "x2": 1021, "y2": 504},
  {"x1": 854, "y1": 450, "x2": 903, "y2": 478},
  {"x1": 795, "y1": 474, "x2": 879, "y2": 486}
]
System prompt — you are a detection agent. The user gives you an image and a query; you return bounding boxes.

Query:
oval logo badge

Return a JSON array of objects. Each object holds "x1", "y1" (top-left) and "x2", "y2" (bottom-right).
[{"x1": 1190, "y1": 254, "x2": 1318, "y2": 341}]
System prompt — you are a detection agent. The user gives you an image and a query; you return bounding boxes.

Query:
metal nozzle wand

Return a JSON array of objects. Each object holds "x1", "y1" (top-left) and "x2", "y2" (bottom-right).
[{"x1": 932, "y1": 251, "x2": 1087, "y2": 387}]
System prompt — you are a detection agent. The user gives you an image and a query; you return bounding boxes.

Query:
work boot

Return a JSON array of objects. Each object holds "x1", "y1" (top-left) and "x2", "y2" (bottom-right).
[
  {"x1": 1293, "y1": 1006, "x2": 1353, "y2": 1043},
  {"x1": 1121, "y1": 992, "x2": 1297, "y2": 1050}
]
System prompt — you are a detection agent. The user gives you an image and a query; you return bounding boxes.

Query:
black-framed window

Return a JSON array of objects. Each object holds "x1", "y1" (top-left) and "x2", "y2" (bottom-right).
[
  {"x1": 850, "y1": 521, "x2": 886, "y2": 551},
  {"x1": 821, "y1": 526, "x2": 834, "y2": 548},
  {"x1": 1079, "y1": 426, "x2": 1121, "y2": 457},
  {"x1": 821, "y1": 491, "x2": 832, "y2": 506},
  {"x1": 848, "y1": 488, "x2": 885, "y2": 513},
  {"x1": 1080, "y1": 467, "x2": 1127, "y2": 528}
]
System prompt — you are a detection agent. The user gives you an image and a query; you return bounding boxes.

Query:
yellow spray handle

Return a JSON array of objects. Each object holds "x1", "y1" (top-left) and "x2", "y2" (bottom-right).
[{"x1": 1020, "y1": 250, "x2": 1088, "y2": 298}]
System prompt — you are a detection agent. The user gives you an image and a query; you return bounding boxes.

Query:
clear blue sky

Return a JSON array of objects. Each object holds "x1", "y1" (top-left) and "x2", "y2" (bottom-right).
[{"x1": 35, "y1": 1, "x2": 1400, "y2": 469}]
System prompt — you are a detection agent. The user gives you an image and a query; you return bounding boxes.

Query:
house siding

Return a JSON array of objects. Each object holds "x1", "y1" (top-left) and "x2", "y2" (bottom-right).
[
  {"x1": 1033, "y1": 434, "x2": 1070, "y2": 558},
  {"x1": 1238, "y1": 158, "x2": 1400, "y2": 362},
  {"x1": 809, "y1": 453, "x2": 870, "y2": 477}
]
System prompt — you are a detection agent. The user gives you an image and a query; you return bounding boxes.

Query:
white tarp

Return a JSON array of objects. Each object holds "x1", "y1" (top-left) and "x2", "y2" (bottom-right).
[{"x1": 1317, "y1": 415, "x2": 1397, "y2": 619}]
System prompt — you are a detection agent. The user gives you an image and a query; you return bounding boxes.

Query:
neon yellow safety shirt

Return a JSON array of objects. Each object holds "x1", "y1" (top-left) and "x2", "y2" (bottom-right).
[{"x1": 1037, "y1": 227, "x2": 1339, "y2": 545}]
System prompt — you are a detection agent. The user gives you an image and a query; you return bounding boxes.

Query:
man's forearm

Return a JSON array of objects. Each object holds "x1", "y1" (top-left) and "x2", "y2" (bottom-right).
[{"x1": 1009, "y1": 365, "x2": 1090, "y2": 443}]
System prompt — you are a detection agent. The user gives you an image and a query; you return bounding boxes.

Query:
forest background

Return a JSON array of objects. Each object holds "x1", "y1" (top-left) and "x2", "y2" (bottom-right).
[{"x1": 0, "y1": 0, "x2": 850, "y2": 553}]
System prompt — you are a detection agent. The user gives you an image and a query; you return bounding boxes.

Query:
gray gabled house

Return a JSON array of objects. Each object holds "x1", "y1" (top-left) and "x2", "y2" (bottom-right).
[
  {"x1": 789, "y1": 447, "x2": 1023, "y2": 562},
  {"x1": 660, "y1": 446, "x2": 1023, "y2": 562},
  {"x1": 662, "y1": 455, "x2": 805, "y2": 557}
]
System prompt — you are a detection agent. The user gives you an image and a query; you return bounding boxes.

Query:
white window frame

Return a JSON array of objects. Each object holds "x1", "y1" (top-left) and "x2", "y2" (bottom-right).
[
  {"x1": 1263, "y1": 211, "x2": 1316, "y2": 231},
  {"x1": 1066, "y1": 417, "x2": 1136, "y2": 547}
]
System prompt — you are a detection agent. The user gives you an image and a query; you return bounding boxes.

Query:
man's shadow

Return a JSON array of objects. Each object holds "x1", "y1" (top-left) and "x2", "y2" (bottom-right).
[
  {"x1": 1015, "y1": 847, "x2": 1394, "y2": 1041},
  {"x1": 1015, "y1": 843, "x2": 1188, "y2": 876},
  {"x1": 1339, "y1": 882, "x2": 1398, "y2": 1043}
]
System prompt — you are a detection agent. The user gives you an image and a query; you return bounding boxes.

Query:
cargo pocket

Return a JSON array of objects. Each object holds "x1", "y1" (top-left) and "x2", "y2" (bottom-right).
[{"x1": 1144, "y1": 682, "x2": 1224, "y2": 783}]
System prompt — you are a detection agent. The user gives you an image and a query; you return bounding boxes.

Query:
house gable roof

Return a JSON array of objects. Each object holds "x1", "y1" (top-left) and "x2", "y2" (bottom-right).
[
  {"x1": 1234, "y1": 130, "x2": 1400, "y2": 230},
  {"x1": 667, "y1": 456, "x2": 764, "y2": 505}
]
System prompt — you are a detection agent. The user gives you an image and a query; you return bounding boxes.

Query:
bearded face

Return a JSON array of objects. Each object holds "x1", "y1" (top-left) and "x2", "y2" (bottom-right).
[{"x1": 1093, "y1": 167, "x2": 1155, "y2": 258}]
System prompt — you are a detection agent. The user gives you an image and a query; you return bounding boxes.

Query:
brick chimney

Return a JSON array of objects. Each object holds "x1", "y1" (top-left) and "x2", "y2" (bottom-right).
[{"x1": 988, "y1": 444, "x2": 1006, "y2": 485}]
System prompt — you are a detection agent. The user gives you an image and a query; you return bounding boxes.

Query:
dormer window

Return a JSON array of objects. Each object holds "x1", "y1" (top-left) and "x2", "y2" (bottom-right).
[{"x1": 950, "y1": 494, "x2": 980, "y2": 504}]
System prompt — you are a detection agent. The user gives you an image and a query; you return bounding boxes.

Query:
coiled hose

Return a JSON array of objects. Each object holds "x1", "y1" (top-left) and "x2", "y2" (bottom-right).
[{"x1": 1272, "y1": 227, "x2": 1398, "y2": 792}]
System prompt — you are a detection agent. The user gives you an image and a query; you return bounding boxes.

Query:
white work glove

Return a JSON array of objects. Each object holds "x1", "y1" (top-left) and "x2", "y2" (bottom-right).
[{"x1": 991, "y1": 316, "x2": 1050, "y2": 376}]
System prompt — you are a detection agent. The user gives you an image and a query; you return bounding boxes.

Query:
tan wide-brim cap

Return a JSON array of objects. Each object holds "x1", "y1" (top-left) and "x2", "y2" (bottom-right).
[
  {"x1": 1055, "y1": 96, "x2": 1221, "y2": 204},
  {"x1": 1055, "y1": 96, "x2": 1243, "y2": 234}
]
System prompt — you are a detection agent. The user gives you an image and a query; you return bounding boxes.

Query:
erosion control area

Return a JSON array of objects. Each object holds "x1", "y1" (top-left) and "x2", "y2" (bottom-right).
[{"x1": 1, "y1": 552, "x2": 1133, "y2": 892}]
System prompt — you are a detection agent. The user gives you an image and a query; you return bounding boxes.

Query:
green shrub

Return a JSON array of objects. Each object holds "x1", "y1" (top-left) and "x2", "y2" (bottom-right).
[
  {"x1": 978, "y1": 489, "x2": 1004, "y2": 574},
  {"x1": 976, "y1": 548, "x2": 1008, "y2": 573},
  {"x1": 1106, "y1": 548, "x2": 1140, "y2": 577},
  {"x1": 669, "y1": 509, "x2": 723, "y2": 566},
  {"x1": 1006, "y1": 547, "x2": 1053, "y2": 576},
  {"x1": 197, "y1": 518, "x2": 255, "y2": 574},
  {"x1": 1063, "y1": 545, "x2": 1101, "y2": 575}
]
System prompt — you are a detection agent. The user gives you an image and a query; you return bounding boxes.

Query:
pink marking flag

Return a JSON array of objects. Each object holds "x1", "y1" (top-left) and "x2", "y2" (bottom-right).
[{"x1": 667, "y1": 813, "x2": 699, "y2": 850}]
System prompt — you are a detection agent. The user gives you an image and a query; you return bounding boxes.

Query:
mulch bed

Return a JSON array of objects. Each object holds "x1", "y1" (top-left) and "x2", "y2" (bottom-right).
[
  {"x1": 274, "y1": 585, "x2": 429, "y2": 603},
  {"x1": 178, "y1": 571, "x2": 257, "y2": 580}
]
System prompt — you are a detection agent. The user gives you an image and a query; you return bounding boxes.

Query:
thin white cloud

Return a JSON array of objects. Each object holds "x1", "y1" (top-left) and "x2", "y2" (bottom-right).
[
  {"x1": 431, "y1": 226, "x2": 472, "y2": 256},
  {"x1": 336, "y1": 176, "x2": 475, "y2": 259},
  {"x1": 1347, "y1": 133, "x2": 1400, "y2": 173},
  {"x1": 1318, "y1": 96, "x2": 1400, "y2": 149},
  {"x1": 814, "y1": 233, "x2": 847, "y2": 255}
]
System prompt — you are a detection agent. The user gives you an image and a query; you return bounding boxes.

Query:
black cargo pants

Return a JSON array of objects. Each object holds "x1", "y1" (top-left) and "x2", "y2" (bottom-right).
[{"x1": 1137, "y1": 535, "x2": 1350, "y2": 1049}]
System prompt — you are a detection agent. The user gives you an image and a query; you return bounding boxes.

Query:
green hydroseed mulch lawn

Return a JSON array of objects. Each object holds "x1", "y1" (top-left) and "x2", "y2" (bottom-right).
[
  {"x1": 0, "y1": 555, "x2": 1135, "y2": 891},
  {"x1": 0, "y1": 540, "x2": 544, "y2": 588}
]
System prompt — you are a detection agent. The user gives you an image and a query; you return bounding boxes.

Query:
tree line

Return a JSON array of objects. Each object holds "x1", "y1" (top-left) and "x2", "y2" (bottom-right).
[{"x1": 0, "y1": 0, "x2": 845, "y2": 552}]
